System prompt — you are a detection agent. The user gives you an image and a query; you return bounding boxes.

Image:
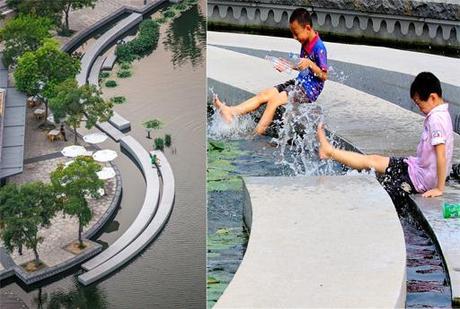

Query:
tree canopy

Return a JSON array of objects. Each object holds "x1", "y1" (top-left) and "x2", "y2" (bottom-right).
[
  {"x1": 50, "y1": 156, "x2": 104, "y2": 247},
  {"x1": 0, "y1": 15, "x2": 54, "y2": 67},
  {"x1": 49, "y1": 79, "x2": 113, "y2": 144},
  {"x1": 14, "y1": 38, "x2": 80, "y2": 98}
]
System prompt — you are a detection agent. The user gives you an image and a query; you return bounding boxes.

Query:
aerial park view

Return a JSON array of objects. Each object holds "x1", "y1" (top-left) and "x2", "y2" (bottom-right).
[
  {"x1": 0, "y1": 0, "x2": 205, "y2": 307},
  {"x1": 207, "y1": 0, "x2": 459, "y2": 308}
]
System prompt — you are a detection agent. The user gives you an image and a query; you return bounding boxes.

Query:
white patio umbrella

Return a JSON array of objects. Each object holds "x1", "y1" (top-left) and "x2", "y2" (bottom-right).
[
  {"x1": 61, "y1": 145, "x2": 87, "y2": 157},
  {"x1": 96, "y1": 167, "x2": 116, "y2": 180},
  {"x1": 92, "y1": 149, "x2": 118, "y2": 162},
  {"x1": 83, "y1": 132, "x2": 108, "y2": 144}
]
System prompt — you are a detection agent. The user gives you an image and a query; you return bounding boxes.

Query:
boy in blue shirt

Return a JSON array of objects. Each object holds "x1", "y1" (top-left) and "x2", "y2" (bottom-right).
[{"x1": 213, "y1": 8, "x2": 328, "y2": 135}]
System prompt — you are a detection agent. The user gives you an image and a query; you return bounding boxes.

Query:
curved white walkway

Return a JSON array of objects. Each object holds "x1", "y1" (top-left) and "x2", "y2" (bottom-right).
[
  {"x1": 216, "y1": 176, "x2": 406, "y2": 308},
  {"x1": 80, "y1": 135, "x2": 160, "y2": 271},
  {"x1": 208, "y1": 31, "x2": 460, "y2": 87},
  {"x1": 78, "y1": 151, "x2": 175, "y2": 285}
]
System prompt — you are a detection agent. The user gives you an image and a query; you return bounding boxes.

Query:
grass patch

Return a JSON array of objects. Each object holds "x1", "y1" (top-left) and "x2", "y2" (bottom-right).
[{"x1": 120, "y1": 62, "x2": 131, "y2": 70}]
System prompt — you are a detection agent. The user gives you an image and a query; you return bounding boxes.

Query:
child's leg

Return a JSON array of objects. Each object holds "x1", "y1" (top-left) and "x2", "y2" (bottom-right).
[
  {"x1": 316, "y1": 124, "x2": 389, "y2": 173},
  {"x1": 255, "y1": 91, "x2": 288, "y2": 135},
  {"x1": 214, "y1": 87, "x2": 279, "y2": 123}
]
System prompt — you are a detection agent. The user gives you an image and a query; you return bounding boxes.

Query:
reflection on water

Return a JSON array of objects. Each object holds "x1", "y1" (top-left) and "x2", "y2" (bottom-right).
[
  {"x1": 163, "y1": 4, "x2": 206, "y2": 68},
  {"x1": 34, "y1": 277, "x2": 108, "y2": 309}
]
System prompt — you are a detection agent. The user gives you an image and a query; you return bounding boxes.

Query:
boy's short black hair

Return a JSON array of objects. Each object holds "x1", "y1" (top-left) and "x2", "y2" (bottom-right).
[
  {"x1": 410, "y1": 72, "x2": 442, "y2": 101},
  {"x1": 289, "y1": 8, "x2": 312, "y2": 27}
]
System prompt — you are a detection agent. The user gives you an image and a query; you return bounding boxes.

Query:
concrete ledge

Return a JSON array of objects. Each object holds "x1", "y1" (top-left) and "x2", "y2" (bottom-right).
[
  {"x1": 95, "y1": 122, "x2": 125, "y2": 142},
  {"x1": 108, "y1": 112, "x2": 131, "y2": 132},
  {"x1": 76, "y1": 12, "x2": 142, "y2": 86},
  {"x1": 78, "y1": 151, "x2": 174, "y2": 286},
  {"x1": 102, "y1": 52, "x2": 117, "y2": 70},
  {"x1": 88, "y1": 55, "x2": 106, "y2": 87},
  {"x1": 216, "y1": 176, "x2": 406, "y2": 308},
  {"x1": 80, "y1": 135, "x2": 160, "y2": 271},
  {"x1": 208, "y1": 1, "x2": 460, "y2": 48},
  {"x1": 410, "y1": 188, "x2": 460, "y2": 306}
]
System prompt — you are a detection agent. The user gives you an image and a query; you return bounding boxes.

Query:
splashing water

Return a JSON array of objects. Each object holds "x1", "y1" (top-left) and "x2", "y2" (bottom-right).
[
  {"x1": 271, "y1": 82, "x2": 340, "y2": 176},
  {"x1": 328, "y1": 66, "x2": 349, "y2": 84},
  {"x1": 207, "y1": 88, "x2": 256, "y2": 140}
]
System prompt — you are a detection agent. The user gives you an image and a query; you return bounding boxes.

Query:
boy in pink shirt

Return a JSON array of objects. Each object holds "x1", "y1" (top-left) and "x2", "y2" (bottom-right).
[{"x1": 316, "y1": 72, "x2": 453, "y2": 199}]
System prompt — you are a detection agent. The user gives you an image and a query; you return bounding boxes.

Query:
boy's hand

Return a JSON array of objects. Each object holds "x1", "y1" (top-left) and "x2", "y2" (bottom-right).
[
  {"x1": 422, "y1": 188, "x2": 443, "y2": 198},
  {"x1": 296, "y1": 58, "x2": 314, "y2": 71}
]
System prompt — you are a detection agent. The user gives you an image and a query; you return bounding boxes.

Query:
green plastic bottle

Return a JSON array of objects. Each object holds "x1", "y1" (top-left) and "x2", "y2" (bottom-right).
[{"x1": 442, "y1": 203, "x2": 460, "y2": 218}]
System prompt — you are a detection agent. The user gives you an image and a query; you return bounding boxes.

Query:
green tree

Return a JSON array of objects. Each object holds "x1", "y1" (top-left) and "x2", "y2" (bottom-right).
[
  {"x1": 49, "y1": 79, "x2": 113, "y2": 144},
  {"x1": 6, "y1": 0, "x2": 62, "y2": 26},
  {"x1": 6, "y1": 0, "x2": 96, "y2": 33},
  {"x1": 0, "y1": 15, "x2": 53, "y2": 67},
  {"x1": 143, "y1": 119, "x2": 163, "y2": 139},
  {"x1": 59, "y1": 0, "x2": 97, "y2": 34},
  {"x1": 50, "y1": 157, "x2": 103, "y2": 248},
  {"x1": 14, "y1": 38, "x2": 80, "y2": 124},
  {"x1": 0, "y1": 182, "x2": 58, "y2": 267}
]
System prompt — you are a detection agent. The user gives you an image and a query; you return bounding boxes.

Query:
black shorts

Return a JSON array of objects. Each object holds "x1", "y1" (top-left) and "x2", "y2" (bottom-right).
[
  {"x1": 274, "y1": 79, "x2": 310, "y2": 103},
  {"x1": 377, "y1": 157, "x2": 416, "y2": 199}
]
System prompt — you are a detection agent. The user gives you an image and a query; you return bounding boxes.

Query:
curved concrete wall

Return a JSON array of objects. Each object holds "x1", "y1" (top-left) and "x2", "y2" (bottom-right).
[
  {"x1": 216, "y1": 176, "x2": 406, "y2": 308},
  {"x1": 80, "y1": 135, "x2": 160, "y2": 271},
  {"x1": 208, "y1": 0, "x2": 460, "y2": 48},
  {"x1": 78, "y1": 151, "x2": 174, "y2": 286}
]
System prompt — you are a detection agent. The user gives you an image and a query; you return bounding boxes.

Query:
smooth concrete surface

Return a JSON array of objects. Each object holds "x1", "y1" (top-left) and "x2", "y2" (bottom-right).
[
  {"x1": 95, "y1": 122, "x2": 125, "y2": 142},
  {"x1": 102, "y1": 52, "x2": 117, "y2": 70},
  {"x1": 216, "y1": 176, "x2": 406, "y2": 308},
  {"x1": 410, "y1": 187, "x2": 460, "y2": 305},
  {"x1": 88, "y1": 55, "x2": 106, "y2": 86},
  {"x1": 207, "y1": 44, "x2": 460, "y2": 162},
  {"x1": 208, "y1": 32, "x2": 460, "y2": 87},
  {"x1": 78, "y1": 150, "x2": 174, "y2": 285},
  {"x1": 80, "y1": 135, "x2": 160, "y2": 271},
  {"x1": 76, "y1": 12, "x2": 142, "y2": 86},
  {"x1": 108, "y1": 112, "x2": 130, "y2": 132}
]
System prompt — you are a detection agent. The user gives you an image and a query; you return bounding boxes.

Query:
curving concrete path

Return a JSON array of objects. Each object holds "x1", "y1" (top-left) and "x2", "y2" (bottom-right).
[
  {"x1": 76, "y1": 12, "x2": 142, "y2": 86},
  {"x1": 76, "y1": 12, "x2": 143, "y2": 132},
  {"x1": 78, "y1": 150, "x2": 174, "y2": 285},
  {"x1": 80, "y1": 135, "x2": 160, "y2": 272},
  {"x1": 216, "y1": 176, "x2": 406, "y2": 308}
]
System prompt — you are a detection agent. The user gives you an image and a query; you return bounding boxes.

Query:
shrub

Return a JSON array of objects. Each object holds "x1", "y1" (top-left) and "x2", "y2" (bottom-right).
[
  {"x1": 163, "y1": 10, "x2": 176, "y2": 18},
  {"x1": 154, "y1": 137, "x2": 164, "y2": 150},
  {"x1": 120, "y1": 62, "x2": 131, "y2": 70},
  {"x1": 110, "y1": 96, "x2": 126, "y2": 104},
  {"x1": 115, "y1": 19, "x2": 160, "y2": 63},
  {"x1": 117, "y1": 70, "x2": 132, "y2": 78},
  {"x1": 105, "y1": 80, "x2": 117, "y2": 88},
  {"x1": 165, "y1": 134, "x2": 171, "y2": 147},
  {"x1": 99, "y1": 71, "x2": 110, "y2": 79}
]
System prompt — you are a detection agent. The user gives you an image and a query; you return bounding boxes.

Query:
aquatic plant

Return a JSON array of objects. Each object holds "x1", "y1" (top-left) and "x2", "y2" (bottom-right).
[
  {"x1": 115, "y1": 19, "x2": 160, "y2": 63},
  {"x1": 154, "y1": 137, "x2": 164, "y2": 151},
  {"x1": 117, "y1": 69, "x2": 132, "y2": 78},
  {"x1": 110, "y1": 96, "x2": 126, "y2": 104},
  {"x1": 105, "y1": 80, "x2": 117, "y2": 88}
]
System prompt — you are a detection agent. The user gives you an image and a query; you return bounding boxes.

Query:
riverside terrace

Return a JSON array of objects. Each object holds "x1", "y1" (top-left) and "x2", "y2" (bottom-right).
[{"x1": 207, "y1": 31, "x2": 460, "y2": 306}]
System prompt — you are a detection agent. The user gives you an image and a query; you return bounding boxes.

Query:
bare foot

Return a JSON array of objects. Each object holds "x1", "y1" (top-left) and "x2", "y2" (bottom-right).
[
  {"x1": 213, "y1": 95, "x2": 234, "y2": 124},
  {"x1": 316, "y1": 123, "x2": 333, "y2": 159}
]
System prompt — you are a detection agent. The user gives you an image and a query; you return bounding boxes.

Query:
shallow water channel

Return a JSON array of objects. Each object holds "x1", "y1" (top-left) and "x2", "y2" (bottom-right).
[
  {"x1": 207, "y1": 118, "x2": 451, "y2": 308},
  {"x1": 1, "y1": 3, "x2": 206, "y2": 308}
]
